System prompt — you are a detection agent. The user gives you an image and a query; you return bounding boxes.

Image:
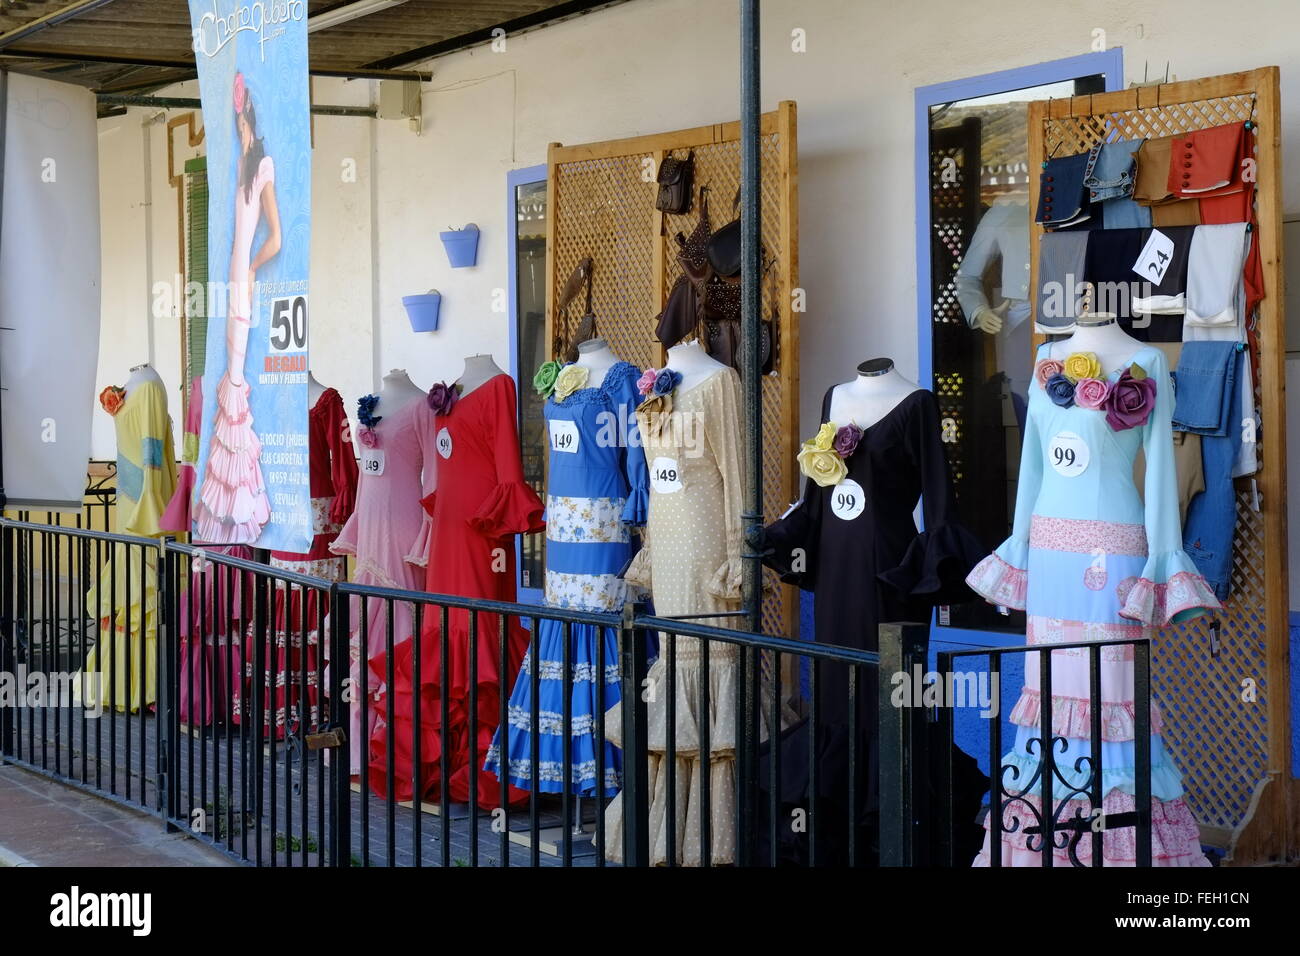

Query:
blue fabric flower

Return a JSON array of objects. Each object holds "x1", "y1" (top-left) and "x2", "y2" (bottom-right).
[
  {"x1": 357, "y1": 393, "x2": 383, "y2": 428},
  {"x1": 1045, "y1": 373, "x2": 1076, "y2": 408},
  {"x1": 652, "y1": 368, "x2": 683, "y2": 397}
]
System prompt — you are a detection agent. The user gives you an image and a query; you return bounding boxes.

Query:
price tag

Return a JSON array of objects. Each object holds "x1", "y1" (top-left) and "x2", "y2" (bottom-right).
[
  {"x1": 549, "y1": 419, "x2": 580, "y2": 454},
  {"x1": 1048, "y1": 431, "x2": 1090, "y2": 477},
  {"x1": 360, "y1": 448, "x2": 385, "y2": 476},
  {"x1": 650, "y1": 457, "x2": 683, "y2": 494},
  {"x1": 830, "y1": 478, "x2": 866, "y2": 521},
  {"x1": 1132, "y1": 229, "x2": 1175, "y2": 284},
  {"x1": 436, "y1": 427, "x2": 453, "y2": 460}
]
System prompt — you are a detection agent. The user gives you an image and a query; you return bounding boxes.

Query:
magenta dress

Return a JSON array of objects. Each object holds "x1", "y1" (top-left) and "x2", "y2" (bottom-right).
[{"x1": 328, "y1": 394, "x2": 438, "y2": 770}]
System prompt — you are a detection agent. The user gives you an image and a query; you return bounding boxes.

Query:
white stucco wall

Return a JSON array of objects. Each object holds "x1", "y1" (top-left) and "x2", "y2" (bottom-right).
[{"x1": 92, "y1": 0, "x2": 1300, "y2": 594}]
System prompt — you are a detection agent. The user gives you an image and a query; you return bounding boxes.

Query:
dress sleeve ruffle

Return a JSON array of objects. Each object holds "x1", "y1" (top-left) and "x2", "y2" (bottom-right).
[
  {"x1": 707, "y1": 557, "x2": 743, "y2": 601},
  {"x1": 965, "y1": 537, "x2": 1029, "y2": 611},
  {"x1": 329, "y1": 511, "x2": 359, "y2": 557},
  {"x1": 468, "y1": 481, "x2": 545, "y2": 538},
  {"x1": 623, "y1": 543, "x2": 652, "y2": 592},
  {"x1": 621, "y1": 484, "x2": 649, "y2": 527},
  {"x1": 1119, "y1": 551, "x2": 1220, "y2": 626},
  {"x1": 404, "y1": 513, "x2": 434, "y2": 567},
  {"x1": 879, "y1": 522, "x2": 987, "y2": 605}
]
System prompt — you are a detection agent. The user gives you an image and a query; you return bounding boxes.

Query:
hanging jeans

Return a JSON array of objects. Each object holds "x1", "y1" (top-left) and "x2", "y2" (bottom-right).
[{"x1": 1174, "y1": 342, "x2": 1242, "y2": 600}]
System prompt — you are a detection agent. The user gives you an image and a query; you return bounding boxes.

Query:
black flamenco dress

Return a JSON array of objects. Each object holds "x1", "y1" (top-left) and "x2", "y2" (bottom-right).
[{"x1": 760, "y1": 387, "x2": 988, "y2": 866}]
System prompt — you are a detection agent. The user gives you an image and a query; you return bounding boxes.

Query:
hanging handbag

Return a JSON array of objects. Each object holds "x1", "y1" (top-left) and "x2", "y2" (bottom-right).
[
  {"x1": 696, "y1": 257, "x2": 778, "y2": 378},
  {"x1": 554, "y1": 257, "x2": 597, "y2": 363},
  {"x1": 706, "y1": 188, "x2": 743, "y2": 278},
  {"x1": 655, "y1": 150, "x2": 695, "y2": 215}
]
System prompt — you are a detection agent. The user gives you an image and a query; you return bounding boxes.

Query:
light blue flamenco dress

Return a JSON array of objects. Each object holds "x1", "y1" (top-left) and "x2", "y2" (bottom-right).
[
  {"x1": 485, "y1": 361, "x2": 650, "y2": 796},
  {"x1": 966, "y1": 342, "x2": 1219, "y2": 866}
]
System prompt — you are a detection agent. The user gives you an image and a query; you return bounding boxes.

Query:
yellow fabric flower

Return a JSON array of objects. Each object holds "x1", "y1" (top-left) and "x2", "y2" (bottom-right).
[
  {"x1": 1062, "y1": 351, "x2": 1101, "y2": 383},
  {"x1": 554, "y1": 364, "x2": 590, "y2": 402},
  {"x1": 809, "y1": 422, "x2": 838, "y2": 451},
  {"x1": 798, "y1": 443, "x2": 848, "y2": 487},
  {"x1": 636, "y1": 392, "x2": 674, "y2": 440}
]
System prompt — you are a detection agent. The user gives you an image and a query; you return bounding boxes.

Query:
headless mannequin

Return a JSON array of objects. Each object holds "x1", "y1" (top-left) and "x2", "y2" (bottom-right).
[
  {"x1": 574, "y1": 337, "x2": 620, "y2": 389},
  {"x1": 458, "y1": 354, "x2": 505, "y2": 396},
  {"x1": 1045, "y1": 311, "x2": 1143, "y2": 375},
  {"x1": 378, "y1": 369, "x2": 425, "y2": 411},
  {"x1": 829, "y1": 358, "x2": 920, "y2": 429},
  {"x1": 126, "y1": 363, "x2": 165, "y2": 397},
  {"x1": 666, "y1": 339, "x2": 726, "y2": 393},
  {"x1": 307, "y1": 370, "x2": 327, "y2": 405}
]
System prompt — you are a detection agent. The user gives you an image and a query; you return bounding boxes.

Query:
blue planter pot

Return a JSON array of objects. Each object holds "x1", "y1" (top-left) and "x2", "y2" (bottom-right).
[
  {"x1": 402, "y1": 292, "x2": 442, "y2": 332},
  {"x1": 440, "y1": 223, "x2": 479, "y2": 268}
]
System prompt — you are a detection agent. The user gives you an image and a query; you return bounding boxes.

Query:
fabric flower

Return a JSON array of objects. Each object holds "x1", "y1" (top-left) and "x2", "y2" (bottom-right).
[
  {"x1": 533, "y1": 360, "x2": 562, "y2": 397},
  {"x1": 1062, "y1": 351, "x2": 1102, "y2": 383},
  {"x1": 357, "y1": 393, "x2": 382, "y2": 429},
  {"x1": 1044, "y1": 373, "x2": 1076, "y2": 408},
  {"x1": 358, "y1": 427, "x2": 378, "y2": 448},
  {"x1": 233, "y1": 72, "x2": 246, "y2": 114},
  {"x1": 833, "y1": 423, "x2": 864, "y2": 458},
  {"x1": 809, "y1": 422, "x2": 837, "y2": 452},
  {"x1": 636, "y1": 392, "x2": 674, "y2": 439},
  {"x1": 1034, "y1": 359, "x2": 1065, "y2": 388},
  {"x1": 1103, "y1": 368, "x2": 1157, "y2": 431},
  {"x1": 99, "y1": 385, "x2": 126, "y2": 416},
  {"x1": 554, "y1": 364, "x2": 590, "y2": 403},
  {"x1": 653, "y1": 368, "x2": 683, "y2": 397},
  {"x1": 798, "y1": 443, "x2": 848, "y2": 487},
  {"x1": 1074, "y1": 377, "x2": 1111, "y2": 411},
  {"x1": 636, "y1": 368, "x2": 657, "y2": 396},
  {"x1": 426, "y1": 381, "x2": 460, "y2": 416}
]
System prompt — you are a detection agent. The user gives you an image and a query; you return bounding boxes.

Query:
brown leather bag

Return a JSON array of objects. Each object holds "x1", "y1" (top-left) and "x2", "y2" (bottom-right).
[
  {"x1": 697, "y1": 258, "x2": 777, "y2": 378},
  {"x1": 554, "y1": 257, "x2": 597, "y2": 362},
  {"x1": 655, "y1": 150, "x2": 695, "y2": 214}
]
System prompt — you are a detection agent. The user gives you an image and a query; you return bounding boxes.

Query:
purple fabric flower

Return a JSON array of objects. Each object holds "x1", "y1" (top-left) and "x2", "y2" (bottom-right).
[
  {"x1": 653, "y1": 368, "x2": 683, "y2": 397},
  {"x1": 1103, "y1": 368, "x2": 1157, "y2": 431},
  {"x1": 1044, "y1": 373, "x2": 1076, "y2": 408},
  {"x1": 427, "y1": 381, "x2": 460, "y2": 417},
  {"x1": 833, "y1": 423, "x2": 863, "y2": 458}
]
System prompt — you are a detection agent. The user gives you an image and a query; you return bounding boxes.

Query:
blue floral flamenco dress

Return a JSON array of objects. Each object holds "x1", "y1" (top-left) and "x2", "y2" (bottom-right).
[
  {"x1": 485, "y1": 361, "x2": 650, "y2": 796},
  {"x1": 966, "y1": 342, "x2": 1219, "y2": 866}
]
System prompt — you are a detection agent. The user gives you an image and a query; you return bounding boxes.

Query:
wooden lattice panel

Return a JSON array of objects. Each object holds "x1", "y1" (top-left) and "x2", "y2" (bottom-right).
[
  {"x1": 1026, "y1": 70, "x2": 1290, "y2": 862},
  {"x1": 547, "y1": 103, "x2": 800, "y2": 637}
]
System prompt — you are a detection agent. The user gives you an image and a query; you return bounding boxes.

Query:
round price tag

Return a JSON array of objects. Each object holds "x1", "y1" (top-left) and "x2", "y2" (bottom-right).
[
  {"x1": 1048, "y1": 431, "x2": 1090, "y2": 477},
  {"x1": 830, "y1": 478, "x2": 866, "y2": 521},
  {"x1": 360, "y1": 449, "x2": 385, "y2": 477},
  {"x1": 436, "y1": 427, "x2": 453, "y2": 460},
  {"x1": 549, "y1": 419, "x2": 580, "y2": 454},
  {"x1": 650, "y1": 457, "x2": 683, "y2": 494}
]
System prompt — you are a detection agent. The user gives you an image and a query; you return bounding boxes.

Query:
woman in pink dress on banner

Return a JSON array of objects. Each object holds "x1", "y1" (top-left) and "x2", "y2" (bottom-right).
[{"x1": 196, "y1": 71, "x2": 281, "y2": 545}]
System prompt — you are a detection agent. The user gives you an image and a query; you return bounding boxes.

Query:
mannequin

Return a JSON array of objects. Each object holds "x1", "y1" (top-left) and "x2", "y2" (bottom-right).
[
  {"x1": 1045, "y1": 311, "x2": 1143, "y2": 375},
  {"x1": 665, "y1": 338, "x2": 726, "y2": 393},
  {"x1": 457, "y1": 354, "x2": 505, "y2": 396},
  {"x1": 378, "y1": 368, "x2": 426, "y2": 410},
  {"x1": 829, "y1": 358, "x2": 920, "y2": 429},
  {"x1": 574, "y1": 337, "x2": 620, "y2": 389},
  {"x1": 126, "y1": 362, "x2": 164, "y2": 397},
  {"x1": 308, "y1": 369, "x2": 327, "y2": 404}
]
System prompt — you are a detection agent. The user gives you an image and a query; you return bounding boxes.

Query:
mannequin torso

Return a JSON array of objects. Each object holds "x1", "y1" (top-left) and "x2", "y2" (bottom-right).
[
  {"x1": 666, "y1": 340, "x2": 727, "y2": 394},
  {"x1": 378, "y1": 369, "x2": 425, "y2": 412},
  {"x1": 458, "y1": 354, "x2": 505, "y2": 396},
  {"x1": 829, "y1": 359, "x2": 920, "y2": 429},
  {"x1": 307, "y1": 370, "x2": 327, "y2": 405},
  {"x1": 574, "y1": 337, "x2": 620, "y2": 389},
  {"x1": 126, "y1": 363, "x2": 164, "y2": 398},
  {"x1": 1046, "y1": 313, "x2": 1144, "y2": 375}
]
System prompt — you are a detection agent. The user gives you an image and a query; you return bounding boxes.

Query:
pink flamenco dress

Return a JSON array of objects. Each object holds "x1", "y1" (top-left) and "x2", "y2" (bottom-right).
[
  {"x1": 161, "y1": 373, "x2": 253, "y2": 728},
  {"x1": 327, "y1": 393, "x2": 438, "y2": 776},
  {"x1": 965, "y1": 343, "x2": 1219, "y2": 866},
  {"x1": 194, "y1": 154, "x2": 275, "y2": 547}
]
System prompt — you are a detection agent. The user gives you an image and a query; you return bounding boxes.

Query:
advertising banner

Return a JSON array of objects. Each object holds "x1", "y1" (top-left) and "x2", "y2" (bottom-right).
[{"x1": 187, "y1": 0, "x2": 313, "y2": 550}]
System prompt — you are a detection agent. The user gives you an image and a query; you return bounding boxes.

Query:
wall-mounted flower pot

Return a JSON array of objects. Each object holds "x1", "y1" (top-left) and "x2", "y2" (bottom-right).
[
  {"x1": 440, "y1": 223, "x2": 479, "y2": 268},
  {"x1": 402, "y1": 291, "x2": 441, "y2": 332}
]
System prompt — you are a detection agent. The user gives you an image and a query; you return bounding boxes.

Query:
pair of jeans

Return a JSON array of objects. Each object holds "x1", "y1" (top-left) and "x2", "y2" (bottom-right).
[
  {"x1": 1084, "y1": 139, "x2": 1151, "y2": 229},
  {"x1": 1176, "y1": 342, "x2": 1243, "y2": 599}
]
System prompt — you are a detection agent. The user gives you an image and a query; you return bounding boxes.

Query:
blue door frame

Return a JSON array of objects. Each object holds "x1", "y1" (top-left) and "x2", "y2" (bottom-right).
[
  {"x1": 913, "y1": 48, "x2": 1124, "y2": 652},
  {"x1": 507, "y1": 163, "x2": 548, "y2": 606}
]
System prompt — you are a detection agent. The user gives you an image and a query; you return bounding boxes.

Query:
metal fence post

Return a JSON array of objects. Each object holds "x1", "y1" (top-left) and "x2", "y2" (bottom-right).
[
  {"x1": 1, "y1": 522, "x2": 13, "y2": 760},
  {"x1": 878, "y1": 621, "x2": 931, "y2": 866},
  {"x1": 620, "y1": 602, "x2": 649, "y2": 867},
  {"x1": 158, "y1": 538, "x2": 179, "y2": 824},
  {"x1": 329, "y1": 583, "x2": 351, "y2": 867}
]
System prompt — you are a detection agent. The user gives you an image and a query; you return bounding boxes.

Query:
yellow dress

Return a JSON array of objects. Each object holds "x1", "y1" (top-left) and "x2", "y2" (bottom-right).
[{"x1": 82, "y1": 380, "x2": 177, "y2": 713}]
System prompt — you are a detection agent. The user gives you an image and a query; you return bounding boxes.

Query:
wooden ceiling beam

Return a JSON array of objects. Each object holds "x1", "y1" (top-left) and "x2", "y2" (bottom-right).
[
  {"x1": 0, "y1": 46, "x2": 430, "y2": 82},
  {"x1": 0, "y1": 0, "x2": 122, "y2": 51}
]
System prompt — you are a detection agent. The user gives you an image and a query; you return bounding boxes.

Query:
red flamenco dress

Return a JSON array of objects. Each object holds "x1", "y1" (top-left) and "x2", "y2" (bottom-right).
[{"x1": 372, "y1": 374, "x2": 544, "y2": 809}]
